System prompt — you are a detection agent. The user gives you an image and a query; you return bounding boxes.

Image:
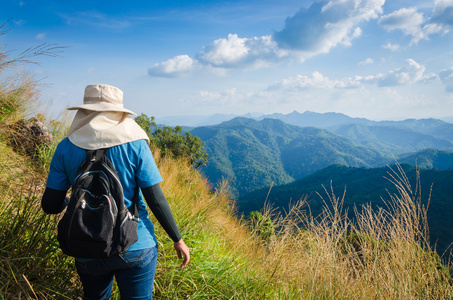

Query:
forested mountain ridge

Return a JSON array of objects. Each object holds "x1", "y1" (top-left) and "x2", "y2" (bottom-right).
[
  {"x1": 398, "y1": 148, "x2": 453, "y2": 169},
  {"x1": 330, "y1": 123, "x2": 453, "y2": 155},
  {"x1": 191, "y1": 117, "x2": 391, "y2": 197},
  {"x1": 188, "y1": 113, "x2": 453, "y2": 199},
  {"x1": 238, "y1": 164, "x2": 453, "y2": 255}
]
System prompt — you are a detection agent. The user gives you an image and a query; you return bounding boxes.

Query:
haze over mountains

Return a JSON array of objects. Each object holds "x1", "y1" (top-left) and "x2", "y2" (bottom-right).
[{"x1": 157, "y1": 110, "x2": 453, "y2": 129}]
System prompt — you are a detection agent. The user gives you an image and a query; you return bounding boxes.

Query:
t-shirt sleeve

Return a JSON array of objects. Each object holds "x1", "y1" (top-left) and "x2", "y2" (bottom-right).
[
  {"x1": 135, "y1": 140, "x2": 163, "y2": 188},
  {"x1": 46, "y1": 141, "x2": 71, "y2": 191}
]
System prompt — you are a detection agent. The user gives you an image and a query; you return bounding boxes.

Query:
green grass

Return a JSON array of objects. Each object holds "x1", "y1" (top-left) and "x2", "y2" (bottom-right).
[
  {"x1": 1, "y1": 134, "x2": 453, "y2": 299},
  {"x1": 1, "y1": 35, "x2": 453, "y2": 297},
  {"x1": 0, "y1": 189, "x2": 81, "y2": 299}
]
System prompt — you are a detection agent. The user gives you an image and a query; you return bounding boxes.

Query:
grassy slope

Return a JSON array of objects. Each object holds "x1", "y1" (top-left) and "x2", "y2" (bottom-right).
[{"x1": 1, "y1": 137, "x2": 453, "y2": 299}]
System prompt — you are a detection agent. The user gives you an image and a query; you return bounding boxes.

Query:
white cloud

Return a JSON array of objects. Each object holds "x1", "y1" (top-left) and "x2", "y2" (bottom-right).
[
  {"x1": 270, "y1": 71, "x2": 362, "y2": 90},
  {"x1": 197, "y1": 34, "x2": 286, "y2": 68},
  {"x1": 270, "y1": 59, "x2": 437, "y2": 91},
  {"x1": 358, "y1": 58, "x2": 374, "y2": 66},
  {"x1": 148, "y1": 55, "x2": 198, "y2": 77},
  {"x1": 378, "y1": 3, "x2": 451, "y2": 45},
  {"x1": 199, "y1": 90, "x2": 222, "y2": 103},
  {"x1": 382, "y1": 42, "x2": 400, "y2": 51},
  {"x1": 439, "y1": 67, "x2": 453, "y2": 92},
  {"x1": 379, "y1": 7, "x2": 424, "y2": 35},
  {"x1": 186, "y1": 87, "x2": 257, "y2": 108},
  {"x1": 148, "y1": 0, "x2": 387, "y2": 77},
  {"x1": 273, "y1": 0, "x2": 384, "y2": 55},
  {"x1": 197, "y1": 34, "x2": 248, "y2": 67},
  {"x1": 378, "y1": 7, "x2": 428, "y2": 45},
  {"x1": 36, "y1": 32, "x2": 46, "y2": 39},
  {"x1": 376, "y1": 59, "x2": 437, "y2": 86},
  {"x1": 431, "y1": 0, "x2": 453, "y2": 30}
]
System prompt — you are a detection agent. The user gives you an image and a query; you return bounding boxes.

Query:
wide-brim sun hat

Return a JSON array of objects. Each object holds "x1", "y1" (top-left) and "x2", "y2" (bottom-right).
[{"x1": 67, "y1": 84, "x2": 136, "y2": 115}]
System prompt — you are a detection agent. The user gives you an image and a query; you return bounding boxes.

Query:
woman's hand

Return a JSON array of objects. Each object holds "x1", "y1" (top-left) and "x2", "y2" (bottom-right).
[{"x1": 174, "y1": 239, "x2": 190, "y2": 268}]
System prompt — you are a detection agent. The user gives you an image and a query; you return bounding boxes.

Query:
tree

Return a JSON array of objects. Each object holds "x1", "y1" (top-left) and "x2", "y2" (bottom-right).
[{"x1": 135, "y1": 113, "x2": 208, "y2": 168}]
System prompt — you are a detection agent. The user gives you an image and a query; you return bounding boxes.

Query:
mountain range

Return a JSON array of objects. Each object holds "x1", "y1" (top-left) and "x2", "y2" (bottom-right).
[
  {"x1": 172, "y1": 111, "x2": 453, "y2": 253},
  {"x1": 187, "y1": 112, "x2": 453, "y2": 198},
  {"x1": 157, "y1": 110, "x2": 453, "y2": 129},
  {"x1": 191, "y1": 117, "x2": 391, "y2": 197}
]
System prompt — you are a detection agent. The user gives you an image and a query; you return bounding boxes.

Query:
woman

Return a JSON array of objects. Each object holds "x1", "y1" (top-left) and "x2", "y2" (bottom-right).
[{"x1": 41, "y1": 84, "x2": 189, "y2": 299}]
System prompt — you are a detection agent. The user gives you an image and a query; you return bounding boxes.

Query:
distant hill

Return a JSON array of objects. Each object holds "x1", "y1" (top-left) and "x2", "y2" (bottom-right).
[
  {"x1": 177, "y1": 111, "x2": 453, "y2": 200},
  {"x1": 330, "y1": 124, "x2": 453, "y2": 155},
  {"x1": 238, "y1": 164, "x2": 453, "y2": 255},
  {"x1": 191, "y1": 117, "x2": 390, "y2": 197},
  {"x1": 398, "y1": 149, "x2": 453, "y2": 169},
  {"x1": 159, "y1": 111, "x2": 453, "y2": 154},
  {"x1": 258, "y1": 110, "x2": 372, "y2": 128}
]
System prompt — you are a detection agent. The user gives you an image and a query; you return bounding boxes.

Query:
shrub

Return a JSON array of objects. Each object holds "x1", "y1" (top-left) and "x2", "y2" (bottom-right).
[
  {"x1": 247, "y1": 211, "x2": 275, "y2": 242},
  {"x1": 135, "y1": 113, "x2": 208, "y2": 168}
]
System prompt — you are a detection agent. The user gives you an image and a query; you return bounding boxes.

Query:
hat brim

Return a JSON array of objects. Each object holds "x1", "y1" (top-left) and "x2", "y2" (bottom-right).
[{"x1": 67, "y1": 103, "x2": 136, "y2": 115}]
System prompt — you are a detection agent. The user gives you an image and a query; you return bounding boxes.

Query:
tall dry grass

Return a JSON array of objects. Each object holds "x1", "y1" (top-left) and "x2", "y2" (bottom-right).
[
  {"x1": 1, "y1": 135, "x2": 452, "y2": 299},
  {"x1": 153, "y1": 150, "x2": 453, "y2": 299},
  {"x1": 244, "y1": 163, "x2": 452, "y2": 299}
]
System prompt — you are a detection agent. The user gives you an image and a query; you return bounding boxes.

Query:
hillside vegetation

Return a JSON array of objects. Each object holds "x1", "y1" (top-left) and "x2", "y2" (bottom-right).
[
  {"x1": 2, "y1": 34, "x2": 453, "y2": 299},
  {"x1": 239, "y1": 164, "x2": 453, "y2": 256},
  {"x1": 3, "y1": 135, "x2": 453, "y2": 299}
]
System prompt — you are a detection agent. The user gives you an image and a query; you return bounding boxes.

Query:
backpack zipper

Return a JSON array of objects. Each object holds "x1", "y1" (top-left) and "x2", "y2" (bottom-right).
[{"x1": 67, "y1": 170, "x2": 115, "y2": 238}]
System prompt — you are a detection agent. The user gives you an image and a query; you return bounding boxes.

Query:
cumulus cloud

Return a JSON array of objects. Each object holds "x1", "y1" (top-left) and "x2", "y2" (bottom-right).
[
  {"x1": 149, "y1": 34, "x2": 287, "y2": 77},
  {"x1": 378, "y1": 2, "x2": 451, "y2": 45},
  {"x1": 439, "y1": 67, "x2": 453, "y2": 92},
  {"x1": 270, "y1": 59, "x2": 436, "y2": 91},
  {"x1": 382, "y1": 42, "x2": 400, "y2": 51},
  {"x1": 148, "y1": 0, "x2": 386, "y2": 77},
  {"x1": 273, "y1": 0, "x2": 384, "y2": 55},
  {"x1": 376, "y1": 59, "x2": 436, "y2": 86},
  {"x1": 197, "y1": 34, "x2": 286, "y2": 68},
  {"x1": 379, "y1": 7, "x2": 425, "y2": 36},
  {"x1": 148, "y1": 55, "x2": 198, "y2": 77}
]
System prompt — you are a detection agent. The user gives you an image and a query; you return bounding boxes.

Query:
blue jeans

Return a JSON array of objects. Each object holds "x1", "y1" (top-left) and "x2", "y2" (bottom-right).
[{"x1": 75, "y1": 247, "x2": 158, "y2": 300}]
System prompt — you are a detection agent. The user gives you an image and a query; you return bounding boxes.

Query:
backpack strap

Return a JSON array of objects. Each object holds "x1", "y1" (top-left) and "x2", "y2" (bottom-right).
[
  {"x1": 87, "y1": 148, "x2": 140, "y2": 219},
  {"x1": 86, "y1": 148, "x2": 109, "y2": 162}
]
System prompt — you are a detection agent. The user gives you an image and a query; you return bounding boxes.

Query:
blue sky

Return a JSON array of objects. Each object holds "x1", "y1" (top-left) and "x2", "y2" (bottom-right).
[{"x1": 2, "y1": 0, "x2": 453, "y2": 121}]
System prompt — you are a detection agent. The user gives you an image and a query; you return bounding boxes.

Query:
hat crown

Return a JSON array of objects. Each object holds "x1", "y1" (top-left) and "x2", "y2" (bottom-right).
[
  {"x1": 67, "y1": 84, "x2": 135, "y2": 115},
  {"x1": 83, "y1": 84, "x2": 123, "y2": 107}
]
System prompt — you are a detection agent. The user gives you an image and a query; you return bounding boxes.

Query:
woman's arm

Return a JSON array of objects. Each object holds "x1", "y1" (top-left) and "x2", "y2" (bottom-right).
[
  {"x1": 141, "y1": 184, "x2": 182, "y2": 242},
  {"x1": 41, "y1": 187, "x2": 68, "y2": 214},
  {"x1": 141, "y1": 184, "x2": 190, "y2": 267}
]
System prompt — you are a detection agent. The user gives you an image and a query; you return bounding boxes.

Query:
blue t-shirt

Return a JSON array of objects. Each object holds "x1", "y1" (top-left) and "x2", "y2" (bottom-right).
[{"x1": 46, "y1": 138, "x2": 163, "y2": 251}]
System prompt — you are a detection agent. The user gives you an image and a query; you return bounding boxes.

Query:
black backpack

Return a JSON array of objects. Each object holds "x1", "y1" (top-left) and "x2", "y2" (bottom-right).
[{"x1": 57, "y1": 148, "x2": 139, "y2": 258}]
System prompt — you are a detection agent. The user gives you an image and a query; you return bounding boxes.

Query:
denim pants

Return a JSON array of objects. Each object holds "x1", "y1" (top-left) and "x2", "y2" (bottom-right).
[{"x1": 75, "y1": 247, "x2": 158, "y2": 300}]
